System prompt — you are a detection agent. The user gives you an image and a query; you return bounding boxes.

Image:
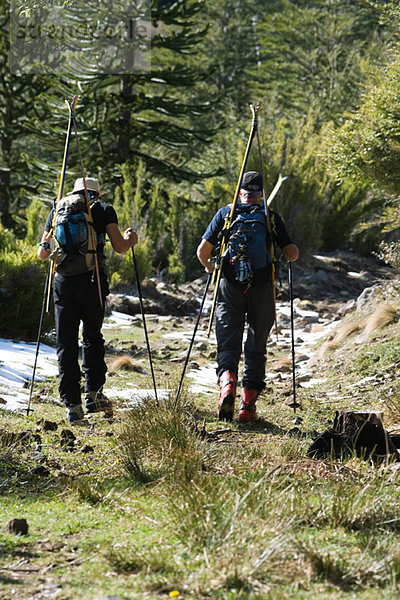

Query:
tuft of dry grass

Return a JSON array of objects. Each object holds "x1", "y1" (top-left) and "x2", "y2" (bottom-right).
[
  {"x1": 335, "y1": 321, "x2": 362, "y2": 342},
  {"x1": 319, "y1": 321, "x2": 362, "y2": 358},
  {"x1": 318, "y1": 339, "x2": 340, "y2": 357},
  {"x1": 319, "y1": 303, "x2": 398, "y2": 358},
  {"x1": 107, "y1": 355, "x2": 146, "y2": 373},
  {"x1": 272, "y1": 356, "x2": 292, "y2": 372},
  {"x1": 363, "y1": 303, "x2": 397, "y2": 334}
]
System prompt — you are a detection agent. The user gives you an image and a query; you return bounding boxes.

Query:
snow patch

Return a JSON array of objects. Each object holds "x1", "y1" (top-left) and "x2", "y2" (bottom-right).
[{"x1": 0, "y1": 338, "x2": 58, "y2": 412}]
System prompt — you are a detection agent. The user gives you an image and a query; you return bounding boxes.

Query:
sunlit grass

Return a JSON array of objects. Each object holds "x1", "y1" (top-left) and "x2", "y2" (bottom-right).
[{"x1": 2, "y1": 301, "x2": 400, "y2": 599}]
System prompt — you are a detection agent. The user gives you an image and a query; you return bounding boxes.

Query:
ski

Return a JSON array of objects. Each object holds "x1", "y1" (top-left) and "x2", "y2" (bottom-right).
[
  {"x1": 70, "y1": 100, "x2": 103, "y2": 307},
  {"x1": 207, "y1": 103, "x2": 260, "y2": 337},
  {"x1": 267, "y1": 174, "x2": 287, "y2": 206},
  {"x1": 45, "y1": 95, "x2": 78, "y2": 313}
]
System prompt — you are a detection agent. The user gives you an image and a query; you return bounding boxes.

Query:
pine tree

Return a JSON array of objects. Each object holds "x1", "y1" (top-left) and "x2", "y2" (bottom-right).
[
  {"x1": 5, "y1": 0, "x2": 218, "y2": 229},
  {"x1": 326, "y1": 56, "x2": 400, "y2": 193},
  {"x1": 52, "y1": 0, "x2": 216, "y2": 182},
  {"x1": 198, "y1": 0, "x2": 269, "y2": 112},
  {"x1": 0, "y1": 1, "x2": 56, "y2": 229},
  {"x1": 253, "y1": 0, "x2": 390, "y2": 126}
]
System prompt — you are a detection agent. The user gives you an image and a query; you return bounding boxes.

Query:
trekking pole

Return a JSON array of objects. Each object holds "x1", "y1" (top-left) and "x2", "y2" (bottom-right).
[
  {"x1": 288, "y1": 261, "x2": 301, "y2": 412},
  {"x1": 207, "y1": 102, "x2": 260, "y2": 337},
  {"x1": 174, "y1": 274, "x2": 211, "y2": 408},
  {"x1": 131, "y1": 246, "x2": 158, "y2": 403},
  {"x1": 69, "y1": 99, "x2": 103, "y2": 307}
]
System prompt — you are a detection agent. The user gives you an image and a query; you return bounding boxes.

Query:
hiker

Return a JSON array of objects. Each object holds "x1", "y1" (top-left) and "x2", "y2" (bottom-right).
[
  {"x1": 37, "y1": 177, "x2": 138, "y2": 423},
  {"x1": 197, "y1": 171, "x2": 299, "y2": 423}
]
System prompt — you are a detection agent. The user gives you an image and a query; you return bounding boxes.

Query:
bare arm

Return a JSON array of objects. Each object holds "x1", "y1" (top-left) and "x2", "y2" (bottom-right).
[
  {"x1": 106, "y1": 223, "x2": 138, "y2": 254},
  {"x1": 197, "y1": 239, "x2": 214, "y2": 273},
  {"x1": 37, "y1": 231, "x2": 53, "y2": 260},
  {"x1": 282, "y1": 243, "x2": 299, "y2": 262}
]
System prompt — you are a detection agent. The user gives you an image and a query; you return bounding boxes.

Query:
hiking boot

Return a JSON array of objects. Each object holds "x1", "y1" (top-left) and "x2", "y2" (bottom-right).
[
  {"x1": 66, "y1": 404, "x2": 85, "y2": 424},
  {"x1": 238, "y1": 388, "x2": 259, "y2": 423},
  {"x1": 85, "y1": 391, "x2": 113, "y2": 414},
  {"x1": 218, "y1": 371, "x2": 237, "y2": 421}
]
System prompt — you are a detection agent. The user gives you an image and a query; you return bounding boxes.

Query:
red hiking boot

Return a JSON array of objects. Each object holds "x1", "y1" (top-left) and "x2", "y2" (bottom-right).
[
  {"x1": 218, "y1": 371, "x2": 237, "y2": 421},
  {"x1": 238, "y1": 388, "x2": 259, "y2": 423}
]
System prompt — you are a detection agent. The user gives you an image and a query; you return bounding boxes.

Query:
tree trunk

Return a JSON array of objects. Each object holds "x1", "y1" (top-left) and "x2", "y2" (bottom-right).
[
  {"x1": 117, "y1": 75, "x2": 133, "y2": 163},
  {"x1": 333, "y1": 410, "x2": 399, "y2": 461},
  {"x1": 0, "y1": 134, "x2": 14, "y2": 229},
  {"x1": 308, "y1": 410, "x2": 400, "y2": 462}
]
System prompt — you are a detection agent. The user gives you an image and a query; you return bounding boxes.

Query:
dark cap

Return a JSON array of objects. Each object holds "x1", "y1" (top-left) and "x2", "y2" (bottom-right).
[{"x1": 241, "y1": 171, "x2": 263, "y2": 193}]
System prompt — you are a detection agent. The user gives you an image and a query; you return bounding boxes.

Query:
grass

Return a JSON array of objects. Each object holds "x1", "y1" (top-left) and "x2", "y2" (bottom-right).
[{"x1": 2, "y1": 294, "x2": 400, "y2": 599}]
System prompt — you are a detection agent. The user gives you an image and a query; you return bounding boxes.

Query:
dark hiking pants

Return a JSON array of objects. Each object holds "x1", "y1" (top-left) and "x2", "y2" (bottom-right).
[
  {"x1": 215, "y1": 277, "x2": 275, "y2": 391},
  {"x1": 53, "y1": 271, "x2": 107, "y2": 407}
]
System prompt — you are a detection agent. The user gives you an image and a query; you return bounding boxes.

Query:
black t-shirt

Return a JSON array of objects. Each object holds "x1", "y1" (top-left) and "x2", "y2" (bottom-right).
[{"x1": 45, "y1": 200, "x2": 118, "y2": 259}]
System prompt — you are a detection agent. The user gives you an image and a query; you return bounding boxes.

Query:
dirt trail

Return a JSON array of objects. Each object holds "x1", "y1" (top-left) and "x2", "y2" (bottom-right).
[
  {"x1": 182, "y1": 251, "x2": 394, "y2": 402},
  {"x1": 0, "y1": 251, "x2": 394, "y2": 414}
]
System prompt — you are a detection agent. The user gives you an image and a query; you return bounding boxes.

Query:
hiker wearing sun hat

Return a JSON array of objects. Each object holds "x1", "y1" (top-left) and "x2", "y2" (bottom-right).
[{"x1": 37, "y1": 176, "x2": 138, "y2": 424}]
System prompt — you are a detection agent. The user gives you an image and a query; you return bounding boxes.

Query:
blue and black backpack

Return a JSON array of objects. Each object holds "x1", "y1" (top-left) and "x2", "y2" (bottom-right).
[
  {"x1": 222, "y1": 205, "x2": 272, "y2": 285},
  {"x1": 53, "y1": 194, "x2": 98, "y2": 276}
]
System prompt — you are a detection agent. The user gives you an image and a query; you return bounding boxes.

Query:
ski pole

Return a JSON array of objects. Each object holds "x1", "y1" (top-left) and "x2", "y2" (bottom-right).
[
  {"x1": 288, "y1": 261, "x2": 301, "y2": 412},
  {"x1": 174, "y1": 274, "x2": 211, "y2": 408},
  {"x1": 255, "y1": 123, "x2": 279, "y2": 338},
  {"x1": 207, "y1": 103, "x2": 259, "y2": 337},
  {"x1": 30, "y1": 96, "x2": 77, "y2": 415},
  {"x1": 69, "y1": 99, "x2": 103, "y2": 307},
  {"x1": 131, "y1": 246, "x2": 158, "y2": 403}
]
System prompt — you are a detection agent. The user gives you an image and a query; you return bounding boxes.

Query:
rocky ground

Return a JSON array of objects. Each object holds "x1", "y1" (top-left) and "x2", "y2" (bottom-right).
[
  {"x1": 108, "y1": 250, "x2": 392, "y2": 317},
  {"x1": 0, "y1": 249, "x2": 396, "y2": 421},
  {"x1": 105, "y1": 250, "x2": 395, "y2": 407}
]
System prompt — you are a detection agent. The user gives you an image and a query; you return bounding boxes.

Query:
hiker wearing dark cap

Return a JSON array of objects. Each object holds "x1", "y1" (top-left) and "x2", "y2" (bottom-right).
[
  {"x1": 197, "y1": 171, "x2": 299, "y2": 422},
  {"x1": 38, "y1": 177, "x2": 138, "y2": 424}
]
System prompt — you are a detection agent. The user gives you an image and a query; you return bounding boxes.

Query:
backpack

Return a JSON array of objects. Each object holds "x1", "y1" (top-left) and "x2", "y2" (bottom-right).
[
  {"x1": 222, "y1": 205, "x2": 271, "y2": 285},
  {"x1": 52, "y1": 194, "x2": 98, "y2": 277}
]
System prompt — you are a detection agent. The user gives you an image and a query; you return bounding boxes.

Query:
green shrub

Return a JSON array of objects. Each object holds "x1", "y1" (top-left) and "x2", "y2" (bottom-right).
[
  {"x1": 167, "y1": 248, "x2": 185, "y2": 283},
  {"x1": 0, "y1": 223, "x2": 16, "y2": 252},
  {"x1": 0, "y1": 231, "x2": 52, "y2": 340},
  {"x1": 106, "y1": 237, "x2": 153, "y2": 287},
  {"x1": 25, "y1": 198, "x2": 48, "y2": 246}
]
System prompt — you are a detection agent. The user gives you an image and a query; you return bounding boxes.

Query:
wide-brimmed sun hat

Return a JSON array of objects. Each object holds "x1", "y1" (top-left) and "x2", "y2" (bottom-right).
[{"x1": 69, "y1": 177, "x2": 106, "y2": 195}]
